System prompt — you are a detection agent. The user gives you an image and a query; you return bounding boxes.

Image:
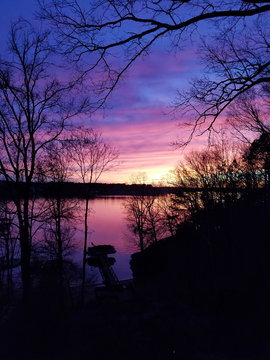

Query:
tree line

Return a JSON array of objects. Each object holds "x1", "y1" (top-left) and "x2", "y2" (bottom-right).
[{"x1": 126, "y1": 120, "x2": 270, "y2": 251}]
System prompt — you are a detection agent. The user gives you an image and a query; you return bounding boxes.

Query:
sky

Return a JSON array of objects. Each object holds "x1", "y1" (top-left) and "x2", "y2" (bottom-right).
[{"x1": 0, "y1": 0, "x2": 204, "y2": 184}]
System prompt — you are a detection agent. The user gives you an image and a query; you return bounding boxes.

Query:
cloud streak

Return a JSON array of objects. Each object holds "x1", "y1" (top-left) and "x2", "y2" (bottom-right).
[
  {"x1": 0, "y1": 3, "x2": 204, "y2": 184},
  {"x1": 85, "y1": 50, "x2": 204, "y2": 183}
]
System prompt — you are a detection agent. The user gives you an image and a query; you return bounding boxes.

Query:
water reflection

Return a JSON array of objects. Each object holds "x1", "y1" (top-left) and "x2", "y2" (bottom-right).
[
  {"x1": 0, "y1": 196, "x2": 133, "y2": 289},
  {"x1": 74, "y1": 196, "x2": 133, "y2": 280}
]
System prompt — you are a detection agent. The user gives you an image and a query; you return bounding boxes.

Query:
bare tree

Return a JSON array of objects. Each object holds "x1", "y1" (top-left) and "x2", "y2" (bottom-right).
[
  {"x1": 0, "y1": 21, "x2": 88, "y2": 295},
  {"x1": 38, "y1": 0, "x2": 270, "y2": 130},
  {"x1": 125, "y1": 173, "x2": 149, "y2": 251},
  {"x1": 244, "y1": 132, "x2": 270, "y2": 188},
  {"x1": 40, "y1": 142, "x2": 78, "y2": 284},
  {"x1": 0, "y1": 201, "x2": 20, "y2": 292},
  {"x1": 172, "y1": 136, "x2": 246, "y2": 219},
  {"x1": 125, "y1": 195, "x2": 149, "y2": 251},
  {"x1": 126, "y1": 193, "x2": 177, "y2": 249},
  {"x1": 125, "y1": 173, "x2": 163, "y2": 250},
  {"x1": 178, "y1": 21, "x2": 270, "y2": 142},
  {"x1": 226, "y1": 89, "x2": 270, "y2": 144},
  {"x1": 145, "y1": 197, "x2": 160, "y2": 244},
  {"x1": 65, "y1": 127, "x2": 118, "y2": 301},
  {"x1": 157, "y1": 195, "x2": 181, "y2": 237}
]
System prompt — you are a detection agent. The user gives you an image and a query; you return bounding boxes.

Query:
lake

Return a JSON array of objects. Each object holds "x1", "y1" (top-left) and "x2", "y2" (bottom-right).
[
  {"x1": 2, "y1": 195, "x2": 171, "y2": 284},
  {"x1": 73, "y1": 196, "x2": 135, "y2": 281}
]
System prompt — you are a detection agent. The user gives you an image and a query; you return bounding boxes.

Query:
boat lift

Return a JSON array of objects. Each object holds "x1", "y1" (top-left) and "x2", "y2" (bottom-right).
[{"x1": 86, "y1": 245, "x2": 121, "y2": 288}]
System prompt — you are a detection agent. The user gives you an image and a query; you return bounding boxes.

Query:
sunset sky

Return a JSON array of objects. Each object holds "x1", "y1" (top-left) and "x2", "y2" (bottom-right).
[{"x1": 0, "y1": 0, "x2": 205, "y2": 184}]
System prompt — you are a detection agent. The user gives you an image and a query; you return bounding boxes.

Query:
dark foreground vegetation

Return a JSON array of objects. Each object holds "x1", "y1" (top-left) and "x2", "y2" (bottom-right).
[
  {"x1": 131, "y1": 189, "x2": 270, "y2": 359},
  {"x1": 0, "y1": 190, "x2": 269, "y2": 360}
]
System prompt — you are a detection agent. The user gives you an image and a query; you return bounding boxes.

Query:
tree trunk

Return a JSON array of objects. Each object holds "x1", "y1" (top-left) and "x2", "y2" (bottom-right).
[
  {"x1": 81, "y1": 196, "x2": 89, "y2": 304},
  {"x1": 16, "y1": 189, "x2": 32, "y2": 301},
  {"x1": 56, "y1": 197, "x2": 63, "y2": 286},
  {"x1": 20, "y1": 223, "x2": 31, "y2": 300},
  {"x1": 139, "y1": 232, "x2": 144, "y2": 252}
]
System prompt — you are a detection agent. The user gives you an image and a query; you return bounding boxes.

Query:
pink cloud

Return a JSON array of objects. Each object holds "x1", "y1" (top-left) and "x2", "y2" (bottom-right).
[
  {"x1": 87, "y1": 104, "x2": 190, "y2": 183},
  {"x1": 74, "y1": 48, "x2": 207, "y2": 183}
]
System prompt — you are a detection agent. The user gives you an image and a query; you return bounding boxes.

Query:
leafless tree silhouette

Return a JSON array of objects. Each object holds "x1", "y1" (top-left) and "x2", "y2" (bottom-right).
[
  {"x1": 39, "y1": 0, "x2": 270, "y2": 137},
  {"x1": 65, "y1": 127, "x2": 118, "y2": 301},
  {"x1": 40, "y1": 142, "x2": 78, "y2": 284},
  {"x1": 0, "y1": 20, "x2": 89, "y2": 296}
]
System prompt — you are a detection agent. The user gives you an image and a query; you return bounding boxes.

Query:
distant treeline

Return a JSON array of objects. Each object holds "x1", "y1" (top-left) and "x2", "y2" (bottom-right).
[
  {"x1": 0, "y1": 181, "x2": 263, "y2": 200},
  {"x1": 0, "y1": 181, "x2": 180, "y2": 199}
]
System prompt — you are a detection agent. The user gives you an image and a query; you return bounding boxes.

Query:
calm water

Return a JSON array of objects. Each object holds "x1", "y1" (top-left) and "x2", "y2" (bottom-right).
[{"x1": 73, "y1": 196, "x2": 134, "y2": 281}]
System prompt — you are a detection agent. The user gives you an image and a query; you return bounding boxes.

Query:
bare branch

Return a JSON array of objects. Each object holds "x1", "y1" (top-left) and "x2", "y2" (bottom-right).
[{"x1": 38, "y1": 0, "x2": 270, "y2": 113}]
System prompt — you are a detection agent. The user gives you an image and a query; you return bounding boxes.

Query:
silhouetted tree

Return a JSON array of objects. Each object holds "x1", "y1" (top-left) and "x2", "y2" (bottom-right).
[
  {"x1": 157, "y1": 195, "x2": 181, "y2": 237},
  {"x1": 224, "y1": 90, "x2": 270, "y2": 187},
  {"x1": 0, "y1": 21, "x2": 88, "y2": 295},
  {"x1": 227, "y1": 90, "x2": 270, "y2": 144},
  {"x1": 172, "y1": 137, "x2": 246, "y2": 229},
  {"x1": 125, "y1": 195, "x2": 149, "y2": 251},
  {"x1": 0, "y1": 201, "x2": 19, "y2": 291},
  {"x1": 178, "y1": 19, "x2": 270, "y2": 142},
  {"x1": 245, "y1": 132, "x2": 270, "y2": 188},
  {"x1": 125, "y1": 174, "x2": 149, "y2": 251},
  {"x1": 39, "y1": 0, "x2": 270, "y2": 136},
  {"x1": 125, "y1": 173, "x2": 164, "y2": 250},
  {"x1": 144, "y1": 197, "x2": 160, "y2": 244},
  {"x1": 65, "y1": 127, "x2": 118, "y2": 301},
  {"x1": 40, "y1": 142, "x2": 78, "y2": 284}
]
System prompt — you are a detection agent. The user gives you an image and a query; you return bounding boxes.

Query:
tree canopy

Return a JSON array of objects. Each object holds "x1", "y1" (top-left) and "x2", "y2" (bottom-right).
[{"x1": 39, "y1": 0, "x2": 270, "y2": 139}]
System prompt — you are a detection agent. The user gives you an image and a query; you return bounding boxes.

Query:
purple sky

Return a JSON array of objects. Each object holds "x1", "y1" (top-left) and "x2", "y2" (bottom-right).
[{"x1": 0, "y1": 0, "x2": 204, "y2": 184}]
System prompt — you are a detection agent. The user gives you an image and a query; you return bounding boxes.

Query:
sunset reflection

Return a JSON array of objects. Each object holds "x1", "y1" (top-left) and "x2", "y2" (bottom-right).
[{"x1": 74, "y1": 197, "x2": 133, "y2": 280}]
